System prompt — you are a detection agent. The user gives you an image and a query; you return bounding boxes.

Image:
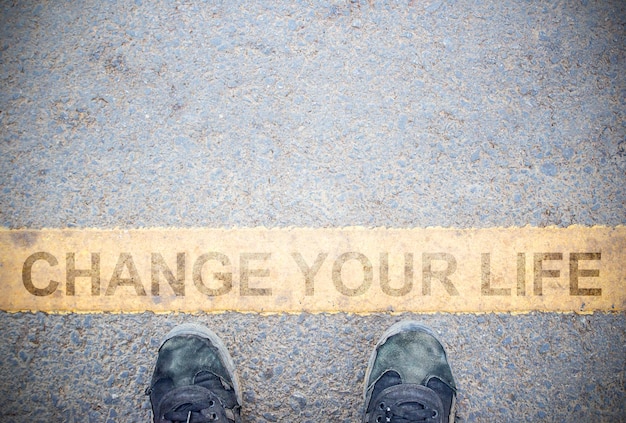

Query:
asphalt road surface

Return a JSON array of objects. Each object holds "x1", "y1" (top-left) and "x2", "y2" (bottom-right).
[{"x1": 1, "y1": 1, "x2": 624, "y2": 421}]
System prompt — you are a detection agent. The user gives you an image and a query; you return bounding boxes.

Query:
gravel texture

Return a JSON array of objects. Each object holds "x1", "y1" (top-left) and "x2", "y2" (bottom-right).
[
  {"x1": 0, "y1": 0, "x2": 625, "y2": 422},
  {"x1": 1, "y1": 0, "x2": 624, "y2": 229},
  {"x1": 1, "y1": 312, "x2": 624, "y2": 422}
]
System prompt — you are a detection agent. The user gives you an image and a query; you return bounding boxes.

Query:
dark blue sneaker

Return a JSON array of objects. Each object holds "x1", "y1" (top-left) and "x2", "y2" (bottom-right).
[
  {"x1": 363, "y1": 321, "x2": 457, "y2": 423},
  {"x1": 147, "y1": 324, "x2": 242, "y2": 423}
]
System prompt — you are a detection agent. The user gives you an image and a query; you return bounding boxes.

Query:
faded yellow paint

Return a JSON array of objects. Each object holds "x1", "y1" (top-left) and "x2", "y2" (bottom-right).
[{"x1": 0, "y1": 227, "x2": 624, "y2": 314}]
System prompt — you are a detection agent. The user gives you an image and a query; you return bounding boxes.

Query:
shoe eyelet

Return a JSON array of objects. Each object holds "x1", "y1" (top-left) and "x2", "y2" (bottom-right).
[
  {"x1": 209, "y1": 399, "x2": 215, "y2": 407},
  {"x1": 378, "y1": 402, "x2": 385, "y2": 410}
]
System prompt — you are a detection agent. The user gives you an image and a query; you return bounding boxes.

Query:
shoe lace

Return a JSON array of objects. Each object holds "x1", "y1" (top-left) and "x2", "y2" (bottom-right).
[
  {"x1": 367, "y1": 384, "x2": 444, "y2": 423},
  {"x1": 155, "y1": 384, "x2": 236, "y2": 423},
  {"x1": 373, "y1": 400, "x2": 439, "y2": 423},
  {"x1": 162, "y1": 398, "x2": 218, "y2": 422}
]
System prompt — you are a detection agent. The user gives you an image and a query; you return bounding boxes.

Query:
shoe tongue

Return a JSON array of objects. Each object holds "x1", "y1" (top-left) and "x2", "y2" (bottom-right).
[
  {"x1": 156, "y1": 385, "x2": 232, "y2": 423},
  {"x1": 370, "y1": 384, "x2": 445, "y2": 423}
]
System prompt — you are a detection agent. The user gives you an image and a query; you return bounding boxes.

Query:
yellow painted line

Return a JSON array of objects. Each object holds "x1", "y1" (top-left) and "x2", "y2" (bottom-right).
[{"x1": 0, "y1": 227, "x2": 624, "y2": 314}]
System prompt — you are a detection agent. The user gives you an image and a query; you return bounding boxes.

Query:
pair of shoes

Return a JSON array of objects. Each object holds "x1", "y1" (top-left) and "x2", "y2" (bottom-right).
[{"x1": 147, "y1": 321, "x2": 457, "y2": 423}]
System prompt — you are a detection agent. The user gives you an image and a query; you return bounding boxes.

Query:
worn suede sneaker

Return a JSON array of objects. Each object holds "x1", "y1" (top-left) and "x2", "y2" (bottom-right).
[
  {"x1": 147, "y1": 324, "x2": 242, "y2": 423},
  {"x1": 363, "y1": 321, "x2": 457, "y2": 423}
]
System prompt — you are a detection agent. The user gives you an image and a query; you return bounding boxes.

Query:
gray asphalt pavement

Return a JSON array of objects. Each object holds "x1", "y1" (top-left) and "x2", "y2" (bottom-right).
[{"x1": 1, "y1": 0, "x2": 624, "y2": 422}]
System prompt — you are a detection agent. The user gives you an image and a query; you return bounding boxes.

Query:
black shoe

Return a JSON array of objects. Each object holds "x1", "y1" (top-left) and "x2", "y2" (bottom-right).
[
  {"x1": 362, "y1": 321, "x2": 457, "y2": 423},
  {"x1": 147, "y1": 324, "x2": 242, "y2": 423}
]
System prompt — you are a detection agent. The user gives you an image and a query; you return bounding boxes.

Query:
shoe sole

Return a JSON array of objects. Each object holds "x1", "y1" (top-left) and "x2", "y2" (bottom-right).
[{"x1": 160, "y1": 323, "x2": 243, "y2": 406}]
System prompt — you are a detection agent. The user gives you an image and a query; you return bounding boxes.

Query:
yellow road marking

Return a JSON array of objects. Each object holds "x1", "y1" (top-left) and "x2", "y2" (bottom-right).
[{"x1": 0, "y1": 227, "x2": 624, "y2": 313}]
